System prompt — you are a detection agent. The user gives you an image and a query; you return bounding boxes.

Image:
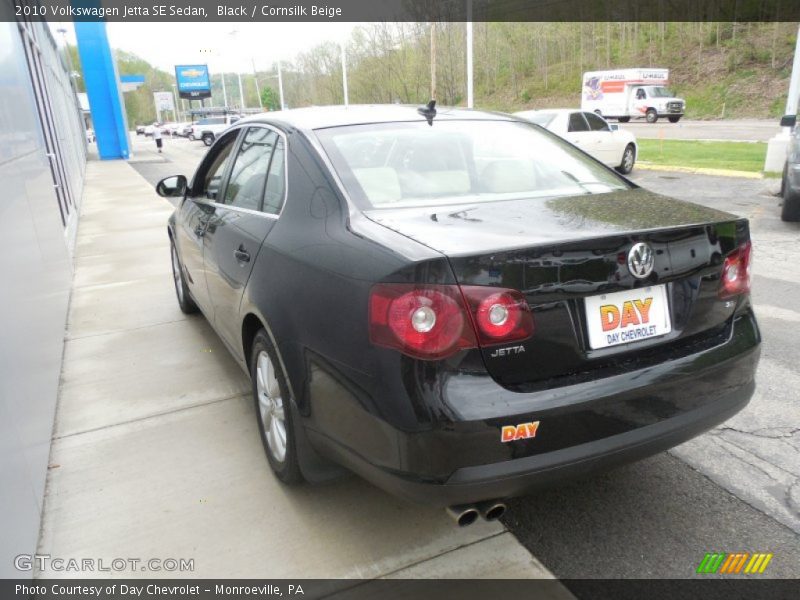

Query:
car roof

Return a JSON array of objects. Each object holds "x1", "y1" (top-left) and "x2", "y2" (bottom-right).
[
  {"x1": 516, "y1": 108, "x2": 582, "y2": 116},
  {"x1": 236, "y1": 104, "x2": 514, "y2": 131}
]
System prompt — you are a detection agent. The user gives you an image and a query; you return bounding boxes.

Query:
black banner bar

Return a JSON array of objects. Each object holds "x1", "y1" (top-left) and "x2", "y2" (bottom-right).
[
  {"x1": 8, "y1": 0, "x2": 800, "y2": 23},
  {"x1": 4, "y1": 579, "x2": 800, "y2": 600}
]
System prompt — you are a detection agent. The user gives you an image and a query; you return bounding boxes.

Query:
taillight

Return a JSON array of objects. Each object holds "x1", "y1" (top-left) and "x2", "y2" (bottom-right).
[
  {"x1": 460, "y1": 286, "x2": 534, "y2": 345},
  {"x1": 370, "y1": 284, "x2": 477, "y2": 359},
  {"x1": 369, "y1": 283, "x2": 534, "y2": 360},
  {"x1": 719, "y1": 241, "x2": 752, "y2": 299}
]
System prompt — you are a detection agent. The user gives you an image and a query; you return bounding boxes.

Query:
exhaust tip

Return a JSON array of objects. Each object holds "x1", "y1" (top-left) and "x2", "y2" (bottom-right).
[
  {"x1": 446, "y1": 505, "x2": 480, "y2": 527},
  {"x1": 477, "y1": 500, "x2": 507, "y2": 521}
]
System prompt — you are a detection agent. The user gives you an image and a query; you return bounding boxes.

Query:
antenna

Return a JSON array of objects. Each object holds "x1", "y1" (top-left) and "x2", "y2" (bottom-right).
[{"x1": 417, "y1": 99, "x2": 437, "y2": 126}]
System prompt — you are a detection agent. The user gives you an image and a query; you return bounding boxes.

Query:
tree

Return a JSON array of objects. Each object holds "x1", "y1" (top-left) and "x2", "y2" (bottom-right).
[{"x1": 260, "y1": 86, "x2": 280, "y2": 111}]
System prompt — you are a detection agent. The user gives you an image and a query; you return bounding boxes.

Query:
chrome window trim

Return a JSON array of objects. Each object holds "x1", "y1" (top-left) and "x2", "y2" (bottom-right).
[{"x1": 196, "y1": 122, "x2": 288, "y2": 219}]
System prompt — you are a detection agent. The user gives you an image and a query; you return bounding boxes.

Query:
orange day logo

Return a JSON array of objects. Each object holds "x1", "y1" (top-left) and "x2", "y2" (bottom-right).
[{"x1": 600, "y1": 297, "x2": 653, "y2": 332}]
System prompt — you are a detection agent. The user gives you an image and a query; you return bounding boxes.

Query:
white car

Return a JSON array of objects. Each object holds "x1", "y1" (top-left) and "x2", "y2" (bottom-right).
[{"x1": 515, "y1": 108, "x2": 637, "y2": 174}]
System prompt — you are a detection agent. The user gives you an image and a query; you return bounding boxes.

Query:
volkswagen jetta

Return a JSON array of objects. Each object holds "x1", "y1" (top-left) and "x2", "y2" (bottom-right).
[{"x1": 156, "y1": 105, "x2": 760, "y2": 523}]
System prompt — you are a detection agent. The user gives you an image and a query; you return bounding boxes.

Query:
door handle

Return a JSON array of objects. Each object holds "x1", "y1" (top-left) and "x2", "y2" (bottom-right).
[{"x1": 234, "y1": 246, "x2": 251, "y2": 263}]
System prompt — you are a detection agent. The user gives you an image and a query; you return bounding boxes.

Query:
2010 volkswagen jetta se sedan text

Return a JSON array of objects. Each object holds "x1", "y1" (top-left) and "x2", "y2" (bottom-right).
[{"x1": 156, "y1": 105, "x2": 760, "y2": 524}]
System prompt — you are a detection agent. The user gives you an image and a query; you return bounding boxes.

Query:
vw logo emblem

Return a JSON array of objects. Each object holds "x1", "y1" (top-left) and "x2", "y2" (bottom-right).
[{"x1": 627, "y1": 242, "x2": 654, "y2": 279}]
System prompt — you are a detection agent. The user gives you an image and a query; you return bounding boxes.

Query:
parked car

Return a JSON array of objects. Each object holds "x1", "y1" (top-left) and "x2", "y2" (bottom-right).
[
  {"x1": 779, "y1": 113, "x2": 800, "y2": 222},
  {"x1": 136, "y1": 125, "x2": 146, "y2": 136},
  {"x1": 516, "y1": 108, "x2": 637, "y2": 174},
  {"x1": 156, "y1": 105, "x2": 759, "y2": 524},
  {"x1": 144, "y1": 124, "x2": 155, "y2": 137},
  {"x1": 190, "y1": 114, "x2": 241, "y2": 146}
]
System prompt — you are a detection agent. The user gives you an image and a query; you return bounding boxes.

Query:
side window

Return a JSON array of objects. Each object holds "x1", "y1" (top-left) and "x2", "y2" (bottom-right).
[
  {"x1": 636, "y1": 88, "x2": 646, "y2": 100},
  {"x1": 223, "y1": 127, "x2": 277, "y2": 211},
  {"x1": 584, "y1": 112, "x2": 610, "y2": 132},
  {"x1": 198, "y1": 131, "x2": 238, "y2": 200},
  {"x1": 262, "y1": 138, "x2": 285, "y2": 215},
  {"x1": 568, "y1": 113, "x2": 589, "y2": 133}
]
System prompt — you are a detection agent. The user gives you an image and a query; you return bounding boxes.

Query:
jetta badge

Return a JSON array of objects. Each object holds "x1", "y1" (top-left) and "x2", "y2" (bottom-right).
[{"x1": 627, "y1": 242, "x2": 655, "y2": 279}]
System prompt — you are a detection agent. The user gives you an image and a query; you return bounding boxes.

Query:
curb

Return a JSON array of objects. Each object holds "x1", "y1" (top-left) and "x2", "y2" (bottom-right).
[{"x1": 635, "y1": 163, "x2": 764, "y2": 179}]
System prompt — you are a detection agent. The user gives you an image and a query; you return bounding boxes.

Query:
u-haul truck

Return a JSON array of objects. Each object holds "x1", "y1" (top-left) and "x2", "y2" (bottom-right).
[{"x1": 581, "y1": 68, "x2": 685, "y2": 124}]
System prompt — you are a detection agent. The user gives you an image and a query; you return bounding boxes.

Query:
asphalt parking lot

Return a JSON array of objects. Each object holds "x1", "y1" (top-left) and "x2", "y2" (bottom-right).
[
  {"x1": 621, "y1": 118, "x2": 778, "y2": 142},
  {"x1": 127, "y1": 134, "x2": 800, "y2": 580}
]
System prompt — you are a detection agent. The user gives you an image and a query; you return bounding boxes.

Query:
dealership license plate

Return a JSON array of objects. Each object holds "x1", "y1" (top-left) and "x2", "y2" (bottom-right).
[{"x1": 584, "y1": 285, "x2": 672, "y2": 350}]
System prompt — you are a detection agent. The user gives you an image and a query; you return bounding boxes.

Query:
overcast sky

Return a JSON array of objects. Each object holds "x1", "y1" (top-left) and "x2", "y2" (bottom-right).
[{"x1": 50, "y1": 22, "x2": 359, "y2": 73}]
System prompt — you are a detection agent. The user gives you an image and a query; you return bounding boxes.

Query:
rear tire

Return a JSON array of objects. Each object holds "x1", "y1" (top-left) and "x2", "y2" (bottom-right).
[
  {"x1": 618, "y1": 116, "x2": 630, "y2": 123},
  {"x1": 781, "y1": 174, "x2": 800, "y2": 222},
  {"x1": 668, "y1": 116, "x2": 682, "y2": 123},
  {"x1": 251, "y1": 330, "x2": 303, "y2": 485},
  {"x1": 170, "y1": 241, "x2": 198, "y2": 314},
  {"x1": 645, "y1": 109, "x2": 658, "y2": 124},
  {"x1": 616, "y1": 144, "x2": 636, "y2": 175}
]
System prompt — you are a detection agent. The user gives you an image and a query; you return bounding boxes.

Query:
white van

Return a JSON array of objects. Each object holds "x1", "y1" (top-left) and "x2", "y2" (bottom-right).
[{"x1": 581, "y1": 69, "x2": 685, "y2": 124}]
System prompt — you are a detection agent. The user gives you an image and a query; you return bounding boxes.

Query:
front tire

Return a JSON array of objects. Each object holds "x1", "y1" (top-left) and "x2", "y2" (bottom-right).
[
  {"x1": 202, "y1": 134, "x2": 214, "y2": 147},
  {"x1": 782, "y1": 171, "x2": 800, "y2": 222},
  {"x1": 616, "y1": 144, "x2": 636, "y2": 174},
  {"x1": 645, "y1": 109, "x2": 658, "y2": 124},
  {"x1": 668, "y1": 116, "x2": 682, "y2": 123},
  {"x1": 251, "y1": 330, "x2": 303, "y2": 484},
  {"x1": 170, "y1": 241, "x2": 198, "y2": 314}
]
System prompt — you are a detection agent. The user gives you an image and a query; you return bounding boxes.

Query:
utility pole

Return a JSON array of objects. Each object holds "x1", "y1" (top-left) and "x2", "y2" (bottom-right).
[
  {"x1": 277, "y1": 61, "x2": 285, "y2": 110},
  {"x1": 171, "y1": 84, "x2": 180, "y2": 121},
  {"x1": 341, "y1": 43, "x2": 349, "y2": 107},
  {"x1": 430, "y1": 23, "x2": 437, "y2": 101},
  {"x1": 220, "y1": 72, "x2": 228, "y2": 108},
  {"x1": 466, "y1": 0, "x2": 473, "y2": 108},
  {"x1": 252, "y1": 58, "x2": 263, "y2": 109}
]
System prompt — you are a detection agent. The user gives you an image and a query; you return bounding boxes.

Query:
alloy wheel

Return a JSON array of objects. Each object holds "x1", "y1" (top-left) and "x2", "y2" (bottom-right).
[{"x1": 256, "y1": 350, "x2": 287, "y2": 462}]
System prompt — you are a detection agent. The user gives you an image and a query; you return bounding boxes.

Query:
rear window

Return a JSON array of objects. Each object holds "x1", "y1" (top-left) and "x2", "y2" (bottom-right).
[
  {"x1": 520, "y1": 112, "x2": 556, "y2": 128},
  {"x1": 316, "y1": 120, "x2": 630, "y2": 209}
]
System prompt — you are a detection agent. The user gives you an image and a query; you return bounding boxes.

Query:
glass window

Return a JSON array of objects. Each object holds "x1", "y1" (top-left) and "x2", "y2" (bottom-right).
[
  {"x1": 199, "y1": 132, "x2": 237, "y2": 200},
  {"x1": 519, "y1": 112, "x2": 556, "y2": 128},
  {"x1": 262, "y1": 138, "x2": 285, "y2": 215},
  {"x1": 316, "y1": 120, "x2": 630, "y2": 210},
  {"x1": 223, "y1": 127, "x2": 278, "y2": 211},
  {"x1": 635, "y1": 88, "x2": 647, "y2": 100},
  {"x1": 584, "y1": 112, "x2": 610, "y2": 132},
  {"x1": 567, "y1": 113, "x2": 589, "y2": 133}
]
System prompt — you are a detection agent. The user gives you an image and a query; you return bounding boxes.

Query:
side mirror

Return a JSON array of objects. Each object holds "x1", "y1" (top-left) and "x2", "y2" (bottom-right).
[
  {"x1": 156, "y1": 175, "x2": 187, "y2": 198},
  {"x1": 780, "y1": 114, "x2": 797, "y2": 128},
  {"x1": 609, "y1": 124, "x2": 619, "y2": 131}
]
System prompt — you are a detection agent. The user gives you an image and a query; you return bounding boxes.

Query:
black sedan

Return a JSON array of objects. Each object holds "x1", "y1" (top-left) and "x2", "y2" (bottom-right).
[{"x1": 156, "y1": 105, "x2": 760, "y2": 525}]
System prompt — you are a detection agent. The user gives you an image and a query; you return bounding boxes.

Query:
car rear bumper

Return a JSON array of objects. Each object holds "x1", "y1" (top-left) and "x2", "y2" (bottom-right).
[{"x1": 305, "y1": 310, "x2": 760, "y2": 506}]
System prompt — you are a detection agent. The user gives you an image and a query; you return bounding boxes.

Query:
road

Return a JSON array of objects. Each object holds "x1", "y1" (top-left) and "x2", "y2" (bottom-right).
[
  {"x1": 621, "y1": 118, "x2": 779, "y2": 142},
  {"x1": 128, "y1": 134, "x2": 800, "y2": 581}
]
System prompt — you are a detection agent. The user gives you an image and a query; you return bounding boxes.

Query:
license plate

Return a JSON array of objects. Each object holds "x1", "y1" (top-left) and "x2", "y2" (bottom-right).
[{"x1": 584, "y1": 285, "x2": 672, "y2": 350}]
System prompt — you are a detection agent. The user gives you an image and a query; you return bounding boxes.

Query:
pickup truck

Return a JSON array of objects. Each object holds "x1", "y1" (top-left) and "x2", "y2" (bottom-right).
[{"x1": 189, "y1": 115, "x2": 241, "y2": 146}]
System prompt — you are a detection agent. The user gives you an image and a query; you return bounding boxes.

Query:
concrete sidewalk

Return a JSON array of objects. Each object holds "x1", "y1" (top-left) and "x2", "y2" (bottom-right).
[{"x1": 36, "y1": 158, "x2": 564, "y2": 586}]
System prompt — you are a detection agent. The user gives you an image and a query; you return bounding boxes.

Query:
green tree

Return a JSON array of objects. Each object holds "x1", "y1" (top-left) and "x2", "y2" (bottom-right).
[{"x1": 260, "y1": 86, "x2": 280, "y2": 111}]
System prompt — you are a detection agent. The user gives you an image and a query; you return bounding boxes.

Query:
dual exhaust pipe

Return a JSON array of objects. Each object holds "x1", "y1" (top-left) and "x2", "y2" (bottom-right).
[{"x1": 446, "y1": 500, "x2": 507, "y2": 527}]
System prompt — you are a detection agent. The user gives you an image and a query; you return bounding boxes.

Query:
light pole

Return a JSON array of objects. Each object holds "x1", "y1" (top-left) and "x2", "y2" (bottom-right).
[
  {"x1": 252, "y1": 58, "x2": 262, "y2": 109},
  {"x1": 466, "y1": 0, "x2": 474, "y2": 108},
  {"x1": 277, "y1": 61, "x2": 285, "y2": 110},
  {"x1": 228, "y1": 29, "x2": 246, "y2": 110},
  {"x1": 200, "y1": 48, "x2": 227, "y2": 108},
  {"x1": 341, "y1": 43, "x2": 349, "y2": 107}
]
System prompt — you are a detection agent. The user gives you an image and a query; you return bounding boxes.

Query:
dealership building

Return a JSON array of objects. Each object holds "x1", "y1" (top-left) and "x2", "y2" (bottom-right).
[{"x1": 0, "y1": 4, "x2": 134, "y2": 576}]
